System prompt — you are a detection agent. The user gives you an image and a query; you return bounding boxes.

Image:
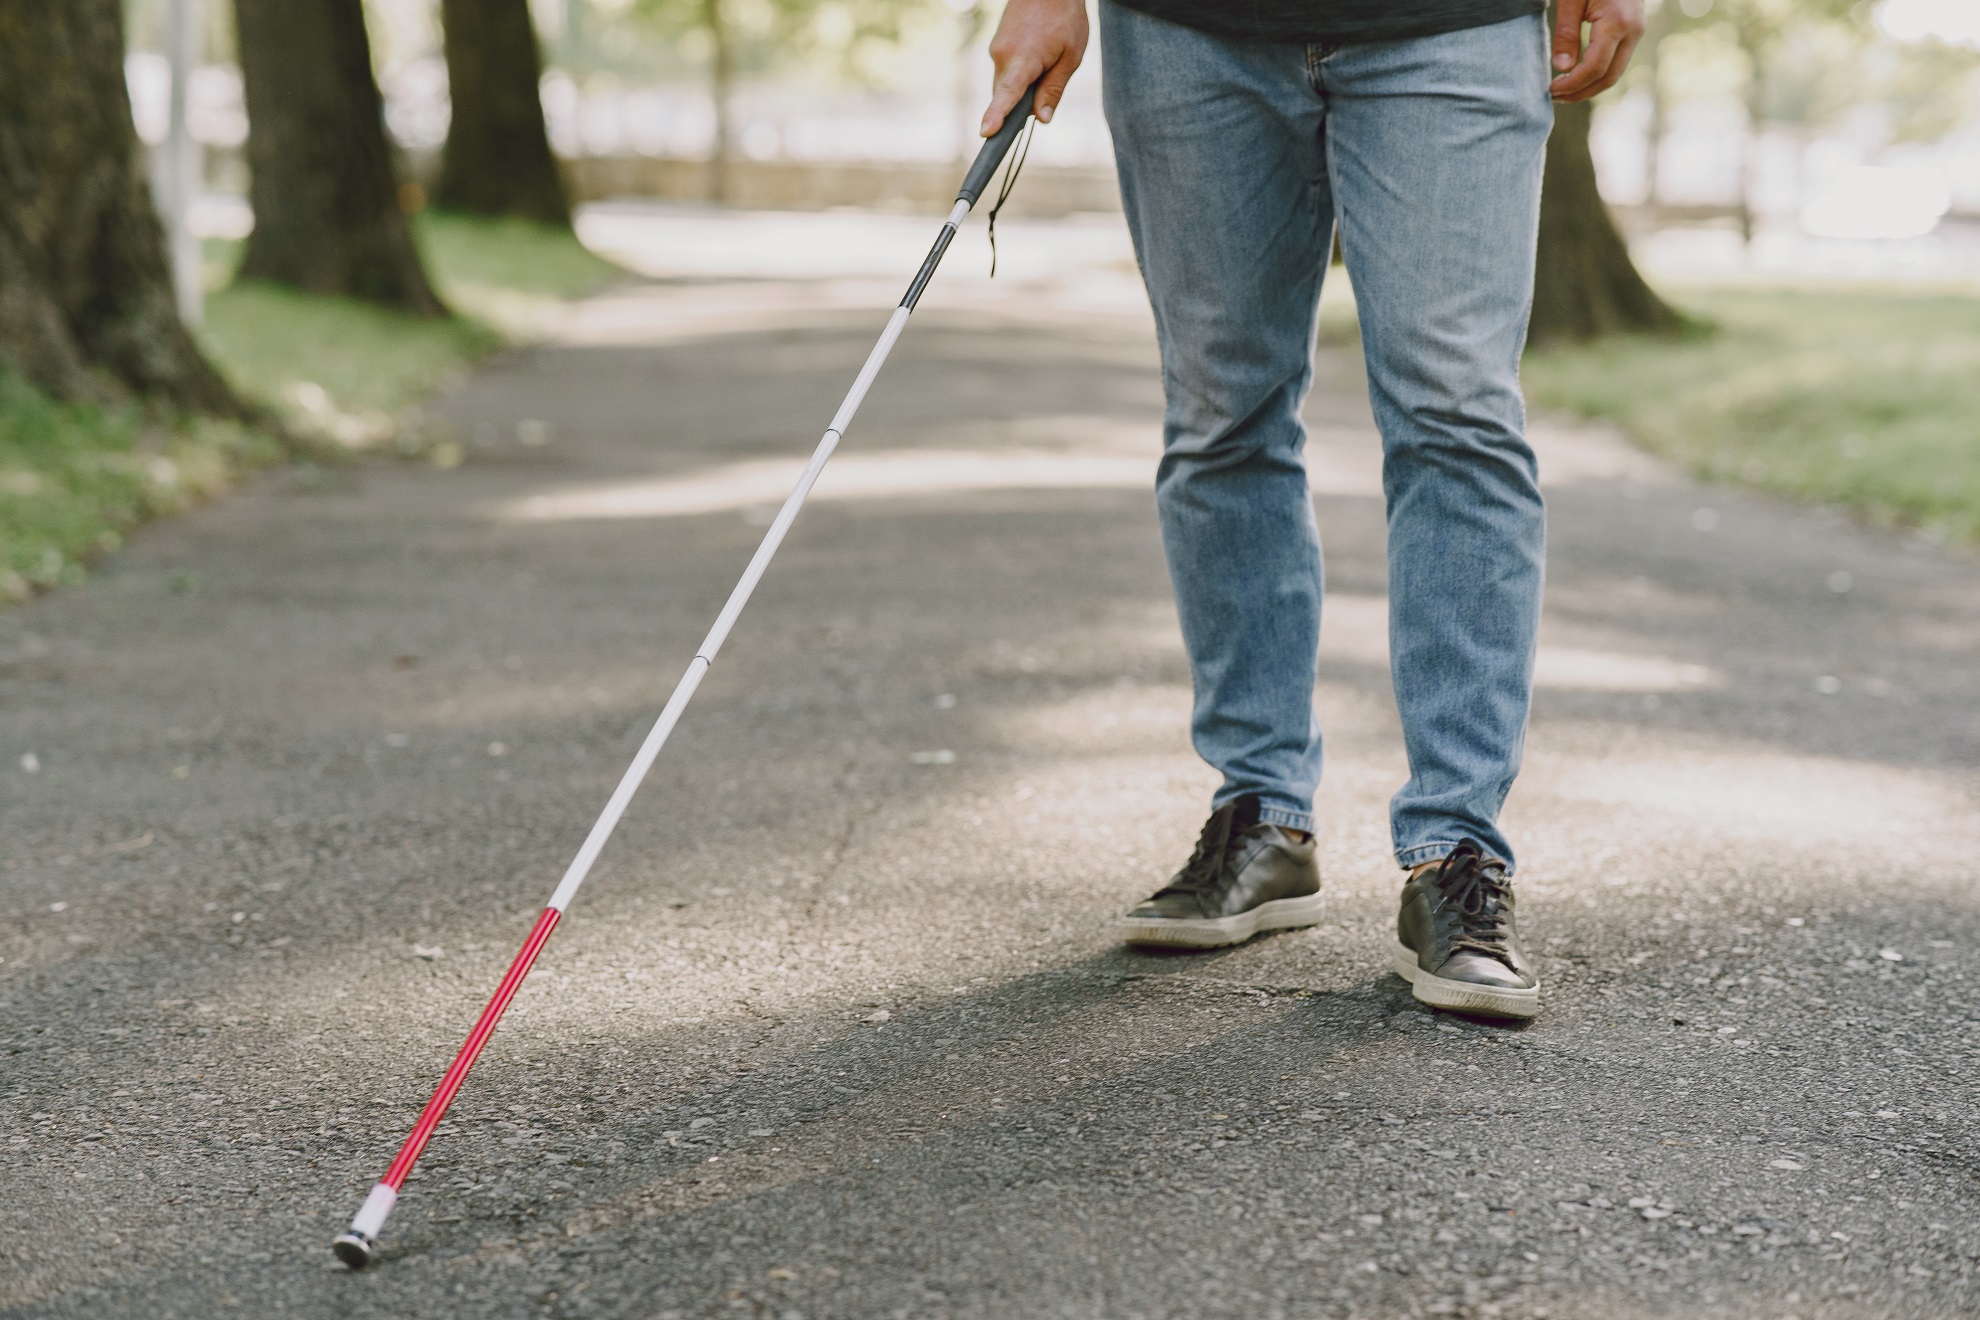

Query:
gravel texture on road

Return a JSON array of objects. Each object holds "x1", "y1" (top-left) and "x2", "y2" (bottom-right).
[{"x1": 3, "y1": 234, "x2": 1978, "y2": 1319}]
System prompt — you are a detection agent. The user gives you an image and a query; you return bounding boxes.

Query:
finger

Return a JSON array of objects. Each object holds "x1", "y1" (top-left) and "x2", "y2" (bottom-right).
[
  {"x1": 1550, "y1": 17, "x2": 1626, "y2": 100},
  {"x1": 1552, "y1": 0, "x2": 1588, "y2": 76},
  {"x1": 1032, "y1": 50, "x2": 1083, "y2": 124},
  {"x1": 1581, "y1": 28, "x2": 1643, "y2": 97},
  {"x1": 981, "y1": 57, "x2": 1044, "y2": 136}
]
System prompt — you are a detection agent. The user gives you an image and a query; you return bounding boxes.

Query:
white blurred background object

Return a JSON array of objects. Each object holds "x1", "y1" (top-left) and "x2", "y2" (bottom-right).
[{"x1": 1802, "y1": 165, "x2": 1953, "y2": 238}]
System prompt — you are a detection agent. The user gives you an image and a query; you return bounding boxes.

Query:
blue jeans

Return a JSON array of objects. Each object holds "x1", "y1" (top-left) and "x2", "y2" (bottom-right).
[{"x1": 1101, "y1": 2, "x2": 1551, "y2": 871}]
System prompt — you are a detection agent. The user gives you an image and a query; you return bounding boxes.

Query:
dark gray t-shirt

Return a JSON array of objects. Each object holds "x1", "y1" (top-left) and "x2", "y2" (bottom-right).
[{"x1": 1112, "y1": 0, "x2": 1545, "y2": 45}]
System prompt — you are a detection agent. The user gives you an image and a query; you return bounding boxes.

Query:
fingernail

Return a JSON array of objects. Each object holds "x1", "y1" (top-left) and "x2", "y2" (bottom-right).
[
  {"x1": 1037, "y1": 105, "x2": 1053, "y2": 123},
  {"x1": 1554, "y1": 54, "x2": 1573, "y2": 69}
]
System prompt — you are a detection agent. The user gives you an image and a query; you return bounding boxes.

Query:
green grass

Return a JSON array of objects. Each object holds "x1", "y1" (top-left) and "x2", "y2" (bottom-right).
[
  {"x1": 201, "y1": 211, "x2": 621, "y2": 430},
  {"x1": 3, "y1": 212, "x2": 623, "y2": 602},
  {"x1": 417, "y1": 211, "x2": 623, "y2": 305},
  {"x1": 1523, "y1": 285, "x2": 1980, "y2": 542},
  {"x1": 202, "y1": 282, "x2": 501, "y2": 421},
  {"x1": 0, "y1": 372, "x2": 278, "y2": 598}
]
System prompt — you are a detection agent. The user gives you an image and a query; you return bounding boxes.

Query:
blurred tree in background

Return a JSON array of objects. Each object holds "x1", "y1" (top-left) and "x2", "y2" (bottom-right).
[
  {"x1": 0, "y1": 0, "x2": 245, "y2": 415},
  {"x1": 629, "y1": 0, "x2": 942, "y2": 200},
  {"x1": 1532, "y1": 100, "x2": 1686, "y2": 343},
  {"x1": 234, "y1": 0, "x2": 447, "y2": 314},
  {"x1": 1645, "y1": 0, "x2": 1875, "y2": 238},
  {"x1": 1530, "y1": 0, "x2": 1684, "y2": 344},
  {"x1": 1524, "y1": 0, "x2": 1929, "y2": 342},
  {"x1": 1714, "y1": 0, "x2": 1869, "y2": 240},
  {"x1": 436, "y1": 0, "x2": 572, "y2": 225}
]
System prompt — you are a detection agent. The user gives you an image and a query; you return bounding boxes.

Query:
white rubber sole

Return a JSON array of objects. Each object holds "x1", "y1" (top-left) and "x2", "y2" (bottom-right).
[
  {"x1": 1121, "y1": 892, "x2": 1325, "y2": 949},
  {"x1": 1393, "y1": 941, "x2": 1540, "y2": 1019}
]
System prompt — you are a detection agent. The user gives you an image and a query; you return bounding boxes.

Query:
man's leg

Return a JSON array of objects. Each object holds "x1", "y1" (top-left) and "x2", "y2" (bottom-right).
[
  {"x1": 1100, "y1": 0, "x2": 1330, "y2": 835},
  {"x1": 1321, "y1": 14, "x2": 1553, "y2": 875},
  {"x1": 1319, "y1": 14, "x2": 1551, "y2": 1016}
]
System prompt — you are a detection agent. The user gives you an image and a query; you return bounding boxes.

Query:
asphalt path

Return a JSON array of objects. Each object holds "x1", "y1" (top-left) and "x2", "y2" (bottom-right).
[{"x1": 4, "y1": 214, "x2": 1979, "y2": 1319}]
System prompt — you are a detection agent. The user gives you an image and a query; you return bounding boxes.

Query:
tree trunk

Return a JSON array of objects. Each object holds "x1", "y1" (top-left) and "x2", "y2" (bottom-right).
[
  {"x1": 234, "y1": 0, "x2": 447, "y2": 315},
  {"x1": 0, "y1": 0, "x2": 247, "y2": 414},
  {"x1": 435, "y1": 0, "x2": 571, "y2": 226},
  {"x1": 1737, "y1": 47, "x2": 1763, "y2": 245},
  {"x1": 1528, "y1": 101, "x2": 1683, "y2": 345},
  {"x1": 706, "y1": 0, "x2": 732, "y2": 204},
  {"x1": 1643, "y1": 7, "x2": 1667, "y2": 208}
]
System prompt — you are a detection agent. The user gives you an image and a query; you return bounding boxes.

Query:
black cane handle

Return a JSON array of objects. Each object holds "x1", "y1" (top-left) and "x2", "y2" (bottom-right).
[{"x1": 957, "y1": 82, "x2": 1041, "y2": 208}]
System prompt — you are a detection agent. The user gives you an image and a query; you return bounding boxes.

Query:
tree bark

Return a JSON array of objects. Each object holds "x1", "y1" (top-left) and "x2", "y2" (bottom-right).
[
  {"x1": 234, "y1": 0, "x2": 447, "y2": 315},
  {"x1": 1529, "y1": 101, "x2": 1683, "y2": 345},
  {"x1": 0, "y1": 0, "x2": 247, "y2": 414},
  {"x1": 436, "y1": 0, "x2": 571, "y2": 225}
]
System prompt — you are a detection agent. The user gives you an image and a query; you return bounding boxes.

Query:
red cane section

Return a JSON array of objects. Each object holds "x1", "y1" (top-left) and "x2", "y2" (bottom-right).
[{"x1": 382, "y1": 906, "x2": 563, "y2": 1190}]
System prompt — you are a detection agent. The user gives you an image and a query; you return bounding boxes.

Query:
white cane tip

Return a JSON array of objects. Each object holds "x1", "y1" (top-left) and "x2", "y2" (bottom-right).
[{"x1": 332, "y1": 1230, "x2": 377, "y2": 1269}]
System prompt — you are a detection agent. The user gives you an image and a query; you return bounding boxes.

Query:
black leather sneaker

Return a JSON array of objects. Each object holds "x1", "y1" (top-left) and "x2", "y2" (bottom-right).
[
  {"x1": 1394, "y1": 840, "x2": 1539, "y2": 1018},
  {"x1": 1121, "y1": 795, "x2": 1322, "y2": 948}
]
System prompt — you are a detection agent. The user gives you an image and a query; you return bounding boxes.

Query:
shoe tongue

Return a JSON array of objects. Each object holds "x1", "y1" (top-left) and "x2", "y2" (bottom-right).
[
  {"x1": 1178, "y1": 796, "x2": 1262, "y2": 889},
  {"x1": 1434, "y1": 840, "x2": 1489, "y2": 885}
]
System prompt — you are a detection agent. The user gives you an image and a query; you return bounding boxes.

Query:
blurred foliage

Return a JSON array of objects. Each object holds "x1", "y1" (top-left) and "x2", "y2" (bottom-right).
[
  {"x1": 1654, "y1": 0, "x2": 1870, "y2": 125},
  {"x1": 1877, "y1": 37, "x2": 1980, "y2": 141},
  {"x1": 1752, "y1": 9, "x2": 1874, "y2": 123},
  {"x1": 1642, "y1": 0, "x2": 1980, "y2": 134},
  {"x1": 1524, "y1": 285, "x2": 1980, "y2": 543},
  {"x1": 414, "y1": 210, "x2": 622, "y2": 298},
  {"x1": 203, "y1": 211, "x2": 613, "y2": 422},
  {"x1": 554, "y1": 0, "x2": 959, "y2": 85},
  {"x1": 1, "y1": 213, "x2": 622, "y2": 605},
  {"x1": 124, "y1": 0, "x2": 1976, "y2": 153},
  {"x1": 202, "y1": 278, "x2": 499, "y2": 421},
  {"x1": 0, "y1": 371, "x2": 277, "y2": 600}
]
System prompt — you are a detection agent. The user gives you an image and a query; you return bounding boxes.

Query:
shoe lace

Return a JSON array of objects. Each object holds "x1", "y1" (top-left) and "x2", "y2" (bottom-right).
[
  {"x1": 1158, "y1": 799, "x2": 1254, "y2": 897},
  {"x1": 1433, "y1": 841, "x2": 1515, "y2": 963}
]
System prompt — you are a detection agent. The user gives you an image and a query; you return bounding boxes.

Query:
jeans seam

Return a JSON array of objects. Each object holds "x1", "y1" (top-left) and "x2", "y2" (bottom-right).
[
  {"x1": 1396, "y1": 841, "x2": 1516, "y2": 876},
  {"x1": 1305, "y1": 43, "x2": 1332, "y2": 93},
  {"x1": 1258, "y1": 807, "x2": 1315, "y2": 832}
]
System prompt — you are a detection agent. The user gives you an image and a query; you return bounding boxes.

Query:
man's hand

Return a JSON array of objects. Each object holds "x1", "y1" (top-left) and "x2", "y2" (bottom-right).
[
  {"x1": 981, "y1": 0, "x2": 1089, "y2": 136},
  {"x1": 1550, "y1": 0, "x2": 1645, "y2": 102}
]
